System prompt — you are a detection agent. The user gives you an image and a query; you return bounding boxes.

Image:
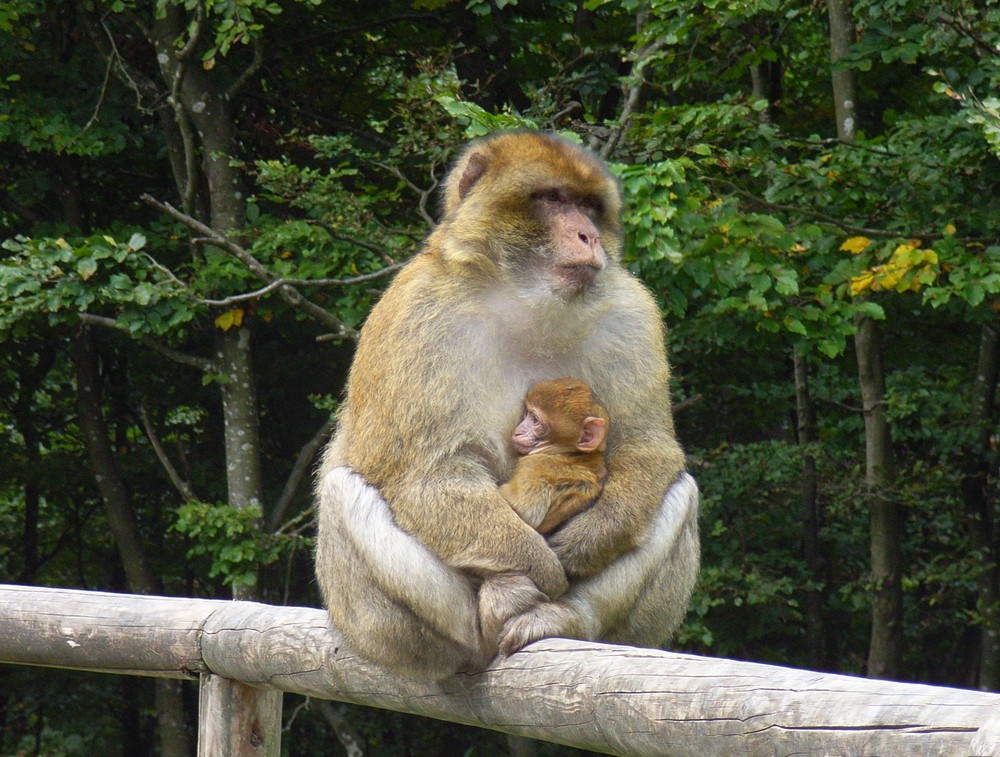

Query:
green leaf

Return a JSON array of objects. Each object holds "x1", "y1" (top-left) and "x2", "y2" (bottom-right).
[
  {"x1": 128, "y1": 233, "x2": 146, "y2": 251},
  {"x1": 77, "y1": 258, "x2": 98, "y2": 281}
]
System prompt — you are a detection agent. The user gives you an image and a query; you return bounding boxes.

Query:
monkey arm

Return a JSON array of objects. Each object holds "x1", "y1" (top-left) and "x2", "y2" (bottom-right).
[
  {"x1": 498, "y1": 472, "x2": 700, "y2": 655},
  {"x1": 548, "y1": 435, "x2": 683, "y2": 577},
  {"x1": 551, "y1": 276, "x2": 687, "y2": 577},
  {"x1": 501, "y1": 455, "x2": 605, "y2": 536},
  {"x1": 499, "y1": 458, "x2": 553, "y2": 530},
  {"x1": 499, "y1": 479, "x2": 548, "y2": 530},
  {"x1": 390, "y1": 461, "x2": 568, "y2": 600}
]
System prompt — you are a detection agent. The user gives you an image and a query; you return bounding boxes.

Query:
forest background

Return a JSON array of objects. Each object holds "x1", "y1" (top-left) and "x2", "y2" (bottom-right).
[{"x1": 0, "y1": 0, "x2": 998, "y2": 755}]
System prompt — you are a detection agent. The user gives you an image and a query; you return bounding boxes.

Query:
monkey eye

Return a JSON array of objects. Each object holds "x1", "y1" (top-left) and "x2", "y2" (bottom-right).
[{"x1": 532, "y1": 188, "x2": 566, "y2": 204}]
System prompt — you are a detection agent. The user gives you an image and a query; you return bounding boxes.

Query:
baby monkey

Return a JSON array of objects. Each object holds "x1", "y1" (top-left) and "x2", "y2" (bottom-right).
[{"x1": 501, "y1": 378, "x2": 609, "y2": 535}]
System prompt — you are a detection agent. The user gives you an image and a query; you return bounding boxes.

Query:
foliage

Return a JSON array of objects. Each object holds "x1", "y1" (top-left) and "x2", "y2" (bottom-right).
[
  {"x1": 0, "y1": 233, "x2": 193, "y2": 336},
  {"x1": 172, "y1": 500, "x2": 290, "y2": 590}
]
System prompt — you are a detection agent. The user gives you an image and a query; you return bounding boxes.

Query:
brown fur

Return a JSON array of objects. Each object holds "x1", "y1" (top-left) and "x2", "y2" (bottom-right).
[
  {"x1": 315, "y1": 131, "x2": 699, "y2": 680},
  {"x1": 501, "y1": 377, "x2": 609, "y2": 535}
]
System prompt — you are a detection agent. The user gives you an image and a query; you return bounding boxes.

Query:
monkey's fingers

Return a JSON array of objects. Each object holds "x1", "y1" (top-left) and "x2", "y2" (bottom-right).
[{"x1": 497, "y1": 601, "x2": 587, "y2": 657}]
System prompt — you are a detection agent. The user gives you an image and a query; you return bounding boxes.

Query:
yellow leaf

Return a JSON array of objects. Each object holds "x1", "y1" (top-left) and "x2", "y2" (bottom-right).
[
  {"x1": 924, "y1": 249, "x2": 939, "y2": 265},
  {"x1": 850, "y1": 271, "x2": 875, "y2": 296},
  {"x1": 840, "y1": 236, "x2": 872, "y2": 254},
  {"x1": 214, "y1": 309, "x2": 245, "y2": 331},
  {"x1": 944, "y1": 224, "x2": 956, "y2": 235},
  {"x1": 55, "y1": 237, "x2": 71, "y2": 250}
]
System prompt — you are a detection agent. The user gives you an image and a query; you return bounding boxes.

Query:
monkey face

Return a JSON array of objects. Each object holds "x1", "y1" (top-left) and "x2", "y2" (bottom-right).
[
  {"x1": 531, "y1": 188, "x2": 608, "y2": 295},
  {"x1": 438, "y1": 131, "x2": 622, "y2": 298},
  {"x1": 511, "y1": 406, "x2": 548, "y2": 455}
]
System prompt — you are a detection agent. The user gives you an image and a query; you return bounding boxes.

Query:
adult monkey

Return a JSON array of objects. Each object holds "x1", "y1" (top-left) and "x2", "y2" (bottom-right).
[{"x1": 315, "y1": 131, "x2": 699, "y2": 681}]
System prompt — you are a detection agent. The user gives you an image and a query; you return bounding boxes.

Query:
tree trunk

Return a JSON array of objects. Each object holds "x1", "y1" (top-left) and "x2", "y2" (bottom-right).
[
  {"x1": 826, "y1": 0, "x2": 858, "y2": 142},
  {"x1": 963, "y1": 321, "x2": 1000, "y2": 690},
  {"x1": 149, "y1": 6, "x2": 263, "y2": 602},
  {"x1": 827, "y1": 0, "x2": 904, "y2": 680},
  {"x1": 217, "y1": 325, "x2": 265, "y2": 601},
  {"x1": 72, "y1": 327, "x2": 192, "y2": 757},
  {"x1": 11, "y1": 347, "x2": 54, "y2": 584},
  {"x1": 854, "y1": 316, "x2": 903, "y2": 679},
  {"x1": 794, "y1": 351, "x2": 826, "y2": 669}
]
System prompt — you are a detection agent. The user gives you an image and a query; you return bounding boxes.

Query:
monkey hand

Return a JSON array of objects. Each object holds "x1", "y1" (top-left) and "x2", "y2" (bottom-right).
[
  {"x1": 497, "y1": 600, "x2": 589, "y2": 657},
  {"x1": 547, "y1": 508, "x2": 630, "y2": 578},
  {"x1": 477, "y1": 573, "x2": 547, "y2": 655}
]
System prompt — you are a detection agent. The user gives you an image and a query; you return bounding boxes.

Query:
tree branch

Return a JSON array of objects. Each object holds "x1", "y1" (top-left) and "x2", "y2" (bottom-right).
[
  {"x1": 599, "y1": 11, "x2": 665, "y2": 159},
  {"x1": 708, "y1": 178, "x2": 1000, "y2": 244},
  {"x1": 136, "y1": 401, "x2": 197, "y2": 503},
  {"x1": 374, "y1": 161, "x2": 438, "y2": 229},
  {"x1": 266, "y1": 415, "x2": 336, "y2": 533},
  {"x1": 202, "y1": 264, "x2": 404, "y2": 308},
  {"x1": 64, "y1": 39, "x2": 115, "y2": 151},
  {"x1": 305, "y1": 220, "x2": 399, "y2": 266},
  {"x1": 78, "y1": 313, "x2": 215, "y2": 372},
  {"x1": 141, "y1": 195, "x2": 360, "y2": 341},
  {"x1": 227, "y1": 38, "x2": 264, "y2": 101}
]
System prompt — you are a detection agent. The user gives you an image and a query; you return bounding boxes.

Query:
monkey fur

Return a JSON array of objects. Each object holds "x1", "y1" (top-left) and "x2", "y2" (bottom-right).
[
  {"x1": 501, "y1": 377, "x2": 609, "y2": 535},
  {"x1": 315, "y1": 131, "x2": 699, "y2": 681}
]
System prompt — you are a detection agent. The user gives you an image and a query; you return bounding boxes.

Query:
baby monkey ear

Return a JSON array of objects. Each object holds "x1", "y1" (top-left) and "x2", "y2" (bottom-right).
[{"x1": 576, "y1": 416, "x2": 607, "y2": 452}]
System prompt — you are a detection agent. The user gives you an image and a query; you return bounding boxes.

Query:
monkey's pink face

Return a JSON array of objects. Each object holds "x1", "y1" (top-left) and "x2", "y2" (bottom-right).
[
  {"x1": 532, "y1": 189, "x2": 607, "y2": 295},
  {"x1": 511, "y1": 405, "x2": 550, "y2": 455}
]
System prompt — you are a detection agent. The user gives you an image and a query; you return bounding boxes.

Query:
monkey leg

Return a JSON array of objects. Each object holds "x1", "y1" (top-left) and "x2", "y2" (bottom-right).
[
  {"x1": 498, "y1": 472, "x2": 700, "y2": 655},
  {"x1": 316, "y1": 467, "x2": 486, "y2": 681}
]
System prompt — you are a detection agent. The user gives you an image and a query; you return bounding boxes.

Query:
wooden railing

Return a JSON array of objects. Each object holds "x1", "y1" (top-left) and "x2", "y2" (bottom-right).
[{"x1": 2, "y1": 583, "x2": 999, "y2": 756}]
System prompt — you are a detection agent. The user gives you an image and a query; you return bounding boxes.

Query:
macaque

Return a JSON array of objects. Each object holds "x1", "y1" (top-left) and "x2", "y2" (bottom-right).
[
  {"x1": 501, "y1": 378, "x2": 609, "y2": 536},
  {"x1": 315, "y1": 130, "x2": 699, "y2": 681}
]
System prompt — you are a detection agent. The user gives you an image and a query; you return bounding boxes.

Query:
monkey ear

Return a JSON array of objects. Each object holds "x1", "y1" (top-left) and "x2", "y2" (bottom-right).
[
  {"x1": 457, "y1": 152, "x2": 489, "y2": 202},
  {"x1": 577, "y1": 417, "x2": 607, "y2": 452}
]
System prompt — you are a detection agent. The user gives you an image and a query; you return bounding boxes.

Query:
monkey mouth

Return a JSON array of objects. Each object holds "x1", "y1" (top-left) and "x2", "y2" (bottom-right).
[{"x1": 556, "y1": 264, "x2": 600, "y2": 290}]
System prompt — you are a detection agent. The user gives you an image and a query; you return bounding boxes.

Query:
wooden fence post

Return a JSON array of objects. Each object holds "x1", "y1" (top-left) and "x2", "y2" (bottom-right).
[{"x1": 198, "y1": 673, "x2": 282, "y2": 757}]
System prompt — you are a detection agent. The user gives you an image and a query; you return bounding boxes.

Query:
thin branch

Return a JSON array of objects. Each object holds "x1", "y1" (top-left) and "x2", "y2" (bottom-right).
[
  {"x1": 136, "y1": 401, "x2": 197, "y2": 503},
  {"x1": 202, "y1": 265, "x2": 404, "y2": 307},
  {"x1": 146, "y1": 8, "x2": 200, "y2": 215},
  {"x1": 599, "y1": 12, "x2": 665, "y2": 159},
  {"x1": 305, "y1": 220, "x2": 399, "y2": 266},
  {"x1": 144, "y1": 195, "x2": 272, "y2": 276},
  {"x1": 316, "y1": 701, "x2": 365, "y2": 757},
  {"x1": 672, "y1": 394, "x2": 703, "y2": 415},
  {"x1": 78, "y1": 313, "x2": 215, "y2": 372},
  {"x1": 817, "y1": 396, "x2": 865, "y2": 414},
  {"x1": 266, "y1": 416, "x2": 337, "y2": 533},
  {"x1": 176, "y1": 7, "x2": 204, "y2": 62},
  {"x1": 64, "y1": 41, "x2": 115, "y2": 151},
  {"x1": 227, "y1": 38, "x2": 264, "y2": 101},
  {"x1": 937, "y1": 11, "x2": 998, "y2": 59},
  {"x1": 140, "y1": 251, "x2": 195, "y2": 294},
  {"x1": 374, "y1": 161, "x2": 438, "y2": 229},
  {"x1": 708, "y1": 178, "x2": 1000, "y2": 245},
  {"x1": 142, "y1": 195, "x2": 360, "y2": 341}
]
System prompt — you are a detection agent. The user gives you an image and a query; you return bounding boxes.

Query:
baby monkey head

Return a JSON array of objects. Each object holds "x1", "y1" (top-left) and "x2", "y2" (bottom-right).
[{"x1": 512, "y1": 377, "x2": 609, "y2": 456}]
